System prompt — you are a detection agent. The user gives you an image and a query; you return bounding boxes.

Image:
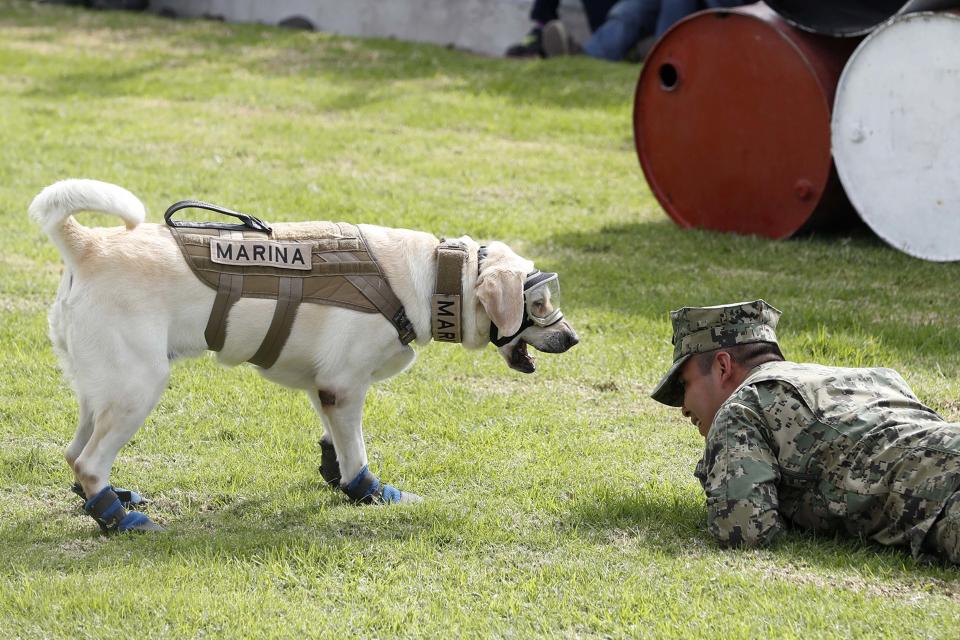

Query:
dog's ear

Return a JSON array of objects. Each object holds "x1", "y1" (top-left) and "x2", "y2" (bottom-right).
[{"x1": 476, "y1": 267, "x2": 525, "y2": 337}]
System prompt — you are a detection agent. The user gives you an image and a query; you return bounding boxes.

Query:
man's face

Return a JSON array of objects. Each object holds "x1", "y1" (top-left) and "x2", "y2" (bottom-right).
[{"x1": 679, "y1": 354, "x2": 727, "y2": 438}]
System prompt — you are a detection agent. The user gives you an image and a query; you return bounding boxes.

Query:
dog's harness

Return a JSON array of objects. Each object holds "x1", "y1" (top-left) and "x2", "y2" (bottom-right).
[{"x1": 165, "y1": 200, "x2": 415, "y2": 368}]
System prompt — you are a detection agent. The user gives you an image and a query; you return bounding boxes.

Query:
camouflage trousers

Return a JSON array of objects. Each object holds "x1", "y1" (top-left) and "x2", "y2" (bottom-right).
[{"x1": 925, "y1": 490, "x2": 960, "y2": 565}]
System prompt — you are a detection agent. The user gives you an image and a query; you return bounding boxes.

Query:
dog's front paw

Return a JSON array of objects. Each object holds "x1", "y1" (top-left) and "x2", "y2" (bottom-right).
[{"x1": 341, "y1": 466, "x2": 422, "y2": 505}]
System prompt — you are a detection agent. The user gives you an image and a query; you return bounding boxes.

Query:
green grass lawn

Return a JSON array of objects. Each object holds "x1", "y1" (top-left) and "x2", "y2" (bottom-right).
[{"x1": 1, "y1": 1, "x2": 959, "y2": 637}]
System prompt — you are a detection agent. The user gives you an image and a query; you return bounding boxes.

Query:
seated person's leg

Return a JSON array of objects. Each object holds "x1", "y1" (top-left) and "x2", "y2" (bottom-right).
[
  {"x1": 652, "y1": 0, "x2": 748, "y2": 41},
  {"x1": 530, "y1": 0, "x2": 562, "y2": 24},
  {"x1": 655, "y1": 0, "x2": 700, "y2": 37},
  {"x1": 582, "y1": 0, "x2": 658, "y2": 61},
  {"x1": 582, "y1": 0, "x2": 620, "y2": 32},
  {"x1": 703, "y1": 0, "x2": 750, "y2": 8}
]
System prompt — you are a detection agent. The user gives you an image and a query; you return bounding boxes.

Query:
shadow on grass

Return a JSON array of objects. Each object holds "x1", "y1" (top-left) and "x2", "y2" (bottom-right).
[
  {"x1": 23, "y1": 60, "x2": 173, "y2": 100},
  {"x1": 543, "y1": 220, "x2": 960, "y2": 359},
  {"x1": 0, "y1": 483, "x2": 473, "y2": 572},
  {"x1": 564, "y1": 485, "x2": 960, "y2": 585},
  {"x1": 1, "y1": 480, "x2": 957, "y2": 598},
  {"x1": 173, "y1": 22, "x2": 640, "y2": 111}
]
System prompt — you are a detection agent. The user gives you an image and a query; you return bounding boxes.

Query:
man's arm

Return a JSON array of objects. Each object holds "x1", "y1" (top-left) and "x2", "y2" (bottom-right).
[{"x1": 700, "y1": 401, "x2": 783, "y2": 548}]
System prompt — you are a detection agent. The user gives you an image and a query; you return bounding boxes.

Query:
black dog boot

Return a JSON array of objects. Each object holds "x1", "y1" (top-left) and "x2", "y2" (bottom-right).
[{"x1": 318, "y1": 439, "x2": 341, "y2": 487}]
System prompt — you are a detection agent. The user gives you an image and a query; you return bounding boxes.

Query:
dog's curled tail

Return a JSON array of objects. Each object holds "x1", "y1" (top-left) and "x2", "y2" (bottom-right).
[{"x1": 29, "y1": 179, "x2": 146, "y2": 260}]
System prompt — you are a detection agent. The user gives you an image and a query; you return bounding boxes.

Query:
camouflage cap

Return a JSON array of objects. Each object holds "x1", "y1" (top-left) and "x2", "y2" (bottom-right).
[{"x1": 650, "y1": 300, "x2": 782, "y2": 407}]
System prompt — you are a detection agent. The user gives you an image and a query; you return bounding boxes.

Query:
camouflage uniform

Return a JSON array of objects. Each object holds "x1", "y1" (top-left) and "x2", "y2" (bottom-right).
[
  {"x1": 651, "y1": 300, "x2": 960, "y2": 562},
  {"x1": 927, "y1": 490, "x2": 960, "y2": 564}
]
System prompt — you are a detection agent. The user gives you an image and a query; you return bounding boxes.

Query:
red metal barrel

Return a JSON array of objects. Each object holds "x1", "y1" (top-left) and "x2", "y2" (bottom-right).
[
  {"x1": 633, "y1": 4, "x2": 859, "y2": 238},
  {"x1": 764, "y1": 0, "x2": 960, "y2": 37}
]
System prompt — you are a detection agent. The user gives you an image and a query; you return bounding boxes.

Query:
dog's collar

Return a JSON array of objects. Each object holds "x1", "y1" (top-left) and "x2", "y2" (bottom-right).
[
  {"x1": 431, "y1": 239, "x2": 468, "y2": 342},
  {"x1": 433, "y1": 243, "x2": 542, "y2": 347}
]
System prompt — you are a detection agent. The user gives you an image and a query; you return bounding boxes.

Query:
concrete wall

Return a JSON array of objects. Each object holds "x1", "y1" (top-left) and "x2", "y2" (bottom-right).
[{"x1": 148, "y1": 0, "x2": 590, "y2": 57}]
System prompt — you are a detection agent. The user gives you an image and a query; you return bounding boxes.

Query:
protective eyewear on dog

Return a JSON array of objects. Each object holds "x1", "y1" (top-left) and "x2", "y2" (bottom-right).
[{"x1": 524, "y1": 271, "x2": 563, "y2": 327}]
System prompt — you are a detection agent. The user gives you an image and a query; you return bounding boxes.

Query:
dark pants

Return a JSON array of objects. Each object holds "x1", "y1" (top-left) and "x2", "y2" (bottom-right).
[
  {"x1": 584, "y1": 0, "x2": 748, "y2": 61},
  {"x1": 530, "y1": 0, "x2": 620, "y2": 32},
  {"x1": 657, "y1": 0, "x2": 748, "y2": 35}
]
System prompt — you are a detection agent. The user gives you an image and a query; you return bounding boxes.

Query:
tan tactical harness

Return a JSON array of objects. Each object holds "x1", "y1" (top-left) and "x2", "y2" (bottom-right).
[{"x1": 165, "y1": 201, "x2": 415, "y2": 369}]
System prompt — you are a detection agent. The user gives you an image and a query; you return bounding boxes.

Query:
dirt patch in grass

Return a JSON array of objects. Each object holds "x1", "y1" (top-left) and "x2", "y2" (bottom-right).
[
  {"x1": 755, "y1": 560, "x2": 960, "y2": 604},
  {"x1": 54, "y1": 536, "x2": 108, "y2": 557}
]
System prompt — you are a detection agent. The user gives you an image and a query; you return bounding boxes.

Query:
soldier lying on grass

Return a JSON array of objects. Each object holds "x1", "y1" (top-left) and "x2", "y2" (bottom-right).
[{"x1": 651, "y1": 300, "x2": 960, "y2": 564}]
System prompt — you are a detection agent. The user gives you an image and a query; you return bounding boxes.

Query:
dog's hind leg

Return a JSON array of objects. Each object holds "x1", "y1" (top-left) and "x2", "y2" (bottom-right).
[
  {"x1": 312, "y1": 387, "x2": 421, "y2": 505},
  {"x1": 71, "y1": 360, "x2": 169, "y2": 533},
  {"x1": 65, "y1": 396, "x2": 94, "y2": 471},
  {"x1": 65, "y1": 396, "x2": 149, "y2": 507}
]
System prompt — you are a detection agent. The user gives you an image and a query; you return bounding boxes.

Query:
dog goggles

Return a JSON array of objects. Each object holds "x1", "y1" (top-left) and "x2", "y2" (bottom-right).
[
  {"x1": 523, "y1": 270, "x2": 563, "y2": 327},
  {"x1": 488, "y1": 268, "x2": 565, "y2": 347}
]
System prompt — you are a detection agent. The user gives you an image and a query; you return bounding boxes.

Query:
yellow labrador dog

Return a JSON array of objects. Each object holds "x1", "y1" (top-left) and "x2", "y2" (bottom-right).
[{"x1": 30, "y1": 179, "x2": 578, "y2": 533}]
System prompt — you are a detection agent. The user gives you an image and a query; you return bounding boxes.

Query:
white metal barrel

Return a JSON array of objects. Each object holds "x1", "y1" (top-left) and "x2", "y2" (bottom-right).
[{"x1": 832, "y1": 11, "x2": 960, "y2": 261}]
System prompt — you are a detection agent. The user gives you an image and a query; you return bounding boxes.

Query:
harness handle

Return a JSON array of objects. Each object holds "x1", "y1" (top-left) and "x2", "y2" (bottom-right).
[{"x1": 163, "y1": 199, "x2": 272, "y2": 234}]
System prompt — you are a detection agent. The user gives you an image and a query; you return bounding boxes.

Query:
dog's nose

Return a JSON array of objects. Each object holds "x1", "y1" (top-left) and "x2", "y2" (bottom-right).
[{"x1": 562, "y1": 331, "x2": 579, "y2": 351}]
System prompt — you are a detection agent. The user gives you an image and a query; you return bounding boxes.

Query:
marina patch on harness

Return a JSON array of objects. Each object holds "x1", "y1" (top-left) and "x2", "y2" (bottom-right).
[
  {"x1": 210, "y1": 238, "x2": 313, "y2": 271},
  {"x1": 432, "y1": 294, "x2": 461, "y2": 342}
]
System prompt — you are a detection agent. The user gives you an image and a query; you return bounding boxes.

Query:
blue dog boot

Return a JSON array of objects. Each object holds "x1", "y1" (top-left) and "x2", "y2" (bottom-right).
[
  {"x1": 116, "y1": 510, "x2": 165, "y2": 533},
  {"x1": 72, "y1": 481, "x2": 148, "y2": 508},
  {"x1": 341, "y1": 466, "x2": 422, "y2": 505},
  {"x1": 318, "y1": 439, "x2": 341, "y2": 487},
  {"x1": 83, "y1": 486, "x2": 165, "y2": 534}
]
